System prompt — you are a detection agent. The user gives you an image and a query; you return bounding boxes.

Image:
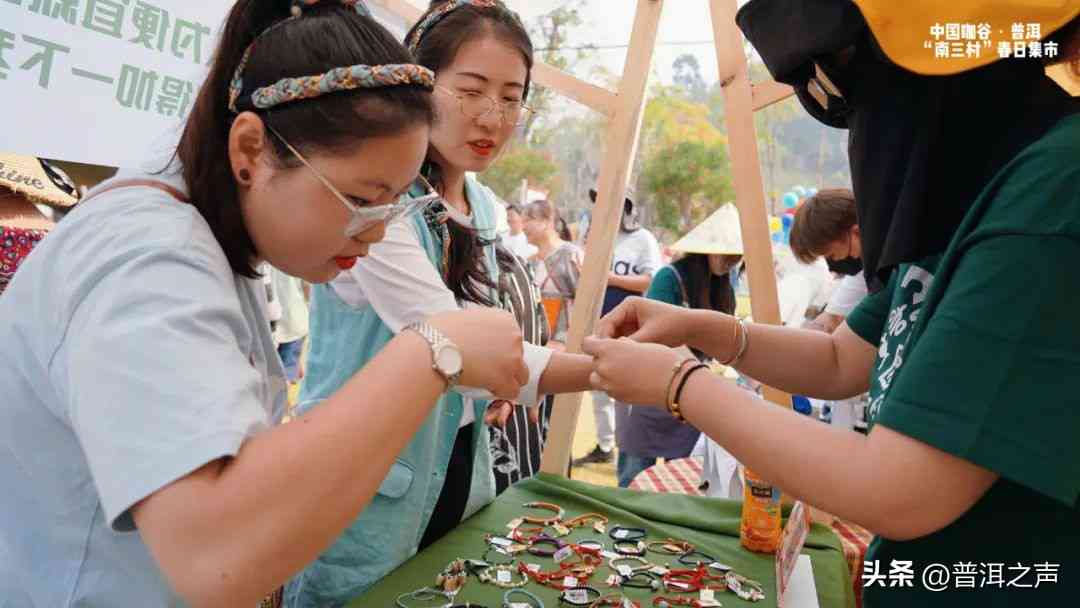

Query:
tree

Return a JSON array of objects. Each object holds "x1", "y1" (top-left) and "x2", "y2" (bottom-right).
[
  {"x1": 480, "y1": 144, "x2": 562, "y2": 203},
  {"x1": 672, "y1": 53, "x2": 709, "y2": 103},
  {"x1": 523, "y1": 1, "x2": 591, "y2": 144},
  {"x1": 642, "y1": 140, "x2": 734, "y2": 234}
]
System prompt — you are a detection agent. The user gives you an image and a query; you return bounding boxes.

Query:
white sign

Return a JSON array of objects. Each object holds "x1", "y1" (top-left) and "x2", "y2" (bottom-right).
[{"x1": 0, "y1": 1, "x2": 408, "y2": 169}]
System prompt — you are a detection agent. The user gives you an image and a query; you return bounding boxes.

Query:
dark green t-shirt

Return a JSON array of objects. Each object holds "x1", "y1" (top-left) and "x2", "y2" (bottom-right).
[{"x1": 845, "y1": 113, "x2": 1080, "y2": 607}]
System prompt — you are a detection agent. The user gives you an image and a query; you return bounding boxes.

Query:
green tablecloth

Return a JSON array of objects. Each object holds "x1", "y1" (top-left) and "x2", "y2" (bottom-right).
[{"x1": 352, "y1": 474, "x2": 853, "y2": 608}]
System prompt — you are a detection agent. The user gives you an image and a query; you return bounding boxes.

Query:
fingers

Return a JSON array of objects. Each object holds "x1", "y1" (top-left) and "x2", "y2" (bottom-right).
[
  {"x1": 594, "y1": 299, "x2": 635, "y2": 339},
  {"x1": 527, "y1": 405, "x2": 540, "y2": 424},
  {"x1": 581, "y1": 336, "x2": 607, "y2": 357}
]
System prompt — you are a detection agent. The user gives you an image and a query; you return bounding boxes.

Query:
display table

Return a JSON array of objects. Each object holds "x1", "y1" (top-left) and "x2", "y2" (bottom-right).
[
  {"x1": 352, "y1": 473, "x2": 854, "y2": 608},
  {"x1": 630, "y1": 458, "x2": 872, "y2": 608}
]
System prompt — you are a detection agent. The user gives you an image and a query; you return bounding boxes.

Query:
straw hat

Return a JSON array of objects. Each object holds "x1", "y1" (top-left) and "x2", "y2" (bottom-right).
[
  {"x1": 671, "y1": 203, "x2": 744, "y2": 255},
  {"x1": 0, "y1": 153, "x2": 80, "y2": 208}
]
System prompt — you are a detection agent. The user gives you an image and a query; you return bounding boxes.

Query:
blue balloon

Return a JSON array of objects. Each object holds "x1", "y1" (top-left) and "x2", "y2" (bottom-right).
[
  {"x1": 781, "y1": 215, "x2": 794, "y2": 229},
  {"x1": 782, "y1": 192, "x2": 799, "y2": 208}
]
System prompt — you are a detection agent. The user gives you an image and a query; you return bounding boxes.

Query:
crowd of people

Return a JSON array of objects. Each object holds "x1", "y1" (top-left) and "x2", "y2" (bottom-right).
[{"x1": 1, "y1": 0, "x2": 1077, "y2": 606}]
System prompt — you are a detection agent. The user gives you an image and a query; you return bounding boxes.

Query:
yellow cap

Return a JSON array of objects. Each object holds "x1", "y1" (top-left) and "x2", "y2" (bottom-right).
[{"x1": 851, "y1": 0, "x2": 1079, "y2": 75}]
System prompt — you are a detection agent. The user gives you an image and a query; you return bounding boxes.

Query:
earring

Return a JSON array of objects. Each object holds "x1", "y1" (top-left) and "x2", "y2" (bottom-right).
[{"x1": 238, "y1": 168, "x2": 252, "y2": 183}]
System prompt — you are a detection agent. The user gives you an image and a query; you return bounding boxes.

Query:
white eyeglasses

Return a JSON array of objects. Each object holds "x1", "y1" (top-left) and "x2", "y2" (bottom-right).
[{"x1": 266, "y1": 124, "x2": 440, "y2": 237}]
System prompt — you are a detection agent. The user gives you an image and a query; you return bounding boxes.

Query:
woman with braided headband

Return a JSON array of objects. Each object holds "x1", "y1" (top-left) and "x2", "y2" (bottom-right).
[
  {"x1": 288, "y1": 1, "x2": 595, "y2": 606},
  {"x1": 0, "y1": 1, "x2": 532, "y2": 605}
]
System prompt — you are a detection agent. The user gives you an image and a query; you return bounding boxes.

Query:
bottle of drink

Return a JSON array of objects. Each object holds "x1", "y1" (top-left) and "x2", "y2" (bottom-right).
[{"x1": 740, "y1": 468, "x2": 782, "y2": 553}]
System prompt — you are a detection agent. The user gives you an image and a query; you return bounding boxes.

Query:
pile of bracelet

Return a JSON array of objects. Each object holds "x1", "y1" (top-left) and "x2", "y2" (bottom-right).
[{"x1": 397, "y1": 504, "x2": 768, "y2": 608}]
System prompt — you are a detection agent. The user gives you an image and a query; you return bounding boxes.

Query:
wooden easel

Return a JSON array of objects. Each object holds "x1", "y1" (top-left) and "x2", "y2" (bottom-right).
[{"x1": 370, "y1": 0, "x2": 797, "y2": 476}]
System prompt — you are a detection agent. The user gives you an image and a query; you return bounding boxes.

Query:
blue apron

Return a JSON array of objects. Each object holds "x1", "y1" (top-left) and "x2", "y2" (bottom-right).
[{"x1": 285, "y1": 178, "x2": 502, "y2": 608}]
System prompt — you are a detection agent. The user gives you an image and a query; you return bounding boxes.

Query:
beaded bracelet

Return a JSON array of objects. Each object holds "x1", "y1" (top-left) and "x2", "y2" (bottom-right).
[
  {"x1": 559, "y1": 586, "x2": 602, "y2": 606},
  {"x1": 608, "y1": 526, "x2": 646, "y2": 542},
  {"x1": 613, "y1": 540, "x2": 646, "y2": 556},
  {"x1": 478, "y1": 564, "x2": 529, "y2": 588},
  {"x1": 608, "y1": 555, "x2": 652, "y2": 577},
  {"x1": 503, "y1": 588, "x2": 545, "y2": 608},
  {"x1": 522, "y1": 501, "x2": 566, "y2": 526},
  {"x1": 396, "y1": 587, "x2": 455, "y2": 608},
  {"x1": 646, "y1": 539, "x2": 695, "y2": 556}
]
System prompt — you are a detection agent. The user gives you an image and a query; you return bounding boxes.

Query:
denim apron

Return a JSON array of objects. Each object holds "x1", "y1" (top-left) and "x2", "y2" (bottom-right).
[{"x1": 285, "y1": 178, "x2": 502, "y2": 608}]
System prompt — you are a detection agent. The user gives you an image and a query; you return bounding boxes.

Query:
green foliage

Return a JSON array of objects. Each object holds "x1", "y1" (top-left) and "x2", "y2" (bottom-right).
[
  {"x1": 641, "y1": 139, "x2": 734, "y2": 233},
  {"x1": 480, "y1": 145, "x2": 562, "y2": 203}
]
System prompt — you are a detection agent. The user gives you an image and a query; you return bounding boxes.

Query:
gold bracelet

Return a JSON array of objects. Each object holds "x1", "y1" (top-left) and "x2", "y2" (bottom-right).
[{"x1": 718, "y1": 316, "x2": 741, "y2": 366}]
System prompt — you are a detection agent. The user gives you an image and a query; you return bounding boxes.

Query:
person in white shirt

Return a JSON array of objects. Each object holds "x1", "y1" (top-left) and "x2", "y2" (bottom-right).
[
  {"x1": 575, "y1": 188, "x2": 663, "y2": 466},
  {"x1": 501, "y1": 202, "x2": 539, "y2": 260}
]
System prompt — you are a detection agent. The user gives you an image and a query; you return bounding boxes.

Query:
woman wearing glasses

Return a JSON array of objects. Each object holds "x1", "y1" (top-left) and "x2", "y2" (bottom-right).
[
  {"x1": 0, "y1": 1, "x2": 531, "y2": 606},
  {"x1": 287, "y1": 1, "x2": 594, "y2": 605}
]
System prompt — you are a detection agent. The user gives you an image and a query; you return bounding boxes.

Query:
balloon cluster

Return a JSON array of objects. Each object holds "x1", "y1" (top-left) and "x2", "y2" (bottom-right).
[{"x1": 770, "y1": 185, "x2": 817, "y2": 244}]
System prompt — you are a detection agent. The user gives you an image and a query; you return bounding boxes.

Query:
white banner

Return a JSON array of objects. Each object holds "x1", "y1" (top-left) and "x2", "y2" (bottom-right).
[{"x1": 0, "y1": 1, "x2": 409, "y2": 170}]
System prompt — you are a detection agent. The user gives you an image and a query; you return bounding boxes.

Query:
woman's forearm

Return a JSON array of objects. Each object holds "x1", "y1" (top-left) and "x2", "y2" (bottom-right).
[
  {"x1": 135, "y1": 332, "x2": 446, "y2": 606},
  {"x1": 689, "y1": 311, "x2": 874, "y2": 400},
  {"x1": 537, "y1": 352, "x2": 593, "y2": 395}
]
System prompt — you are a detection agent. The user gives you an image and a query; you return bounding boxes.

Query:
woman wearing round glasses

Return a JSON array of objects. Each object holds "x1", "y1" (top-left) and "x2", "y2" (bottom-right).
[{"x1": 287, "y1": 2, "x2": 595, "y2": 606}]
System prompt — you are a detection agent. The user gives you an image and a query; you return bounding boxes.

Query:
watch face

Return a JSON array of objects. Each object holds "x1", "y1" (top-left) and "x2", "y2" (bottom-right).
[{"x1": 435, "y1": 345, "x2": 463, "y2": 376}]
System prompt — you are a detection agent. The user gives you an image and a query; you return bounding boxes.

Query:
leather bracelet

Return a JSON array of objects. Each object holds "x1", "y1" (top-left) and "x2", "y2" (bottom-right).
[
  {"x1": 608, "y1": 526, "x2": 646, "y2": 541},
  {"x1": 564, "y1": 513, "x2": 609, "y2": 535},
  {"x1": 664, "y1": 358, "x2": 696, "y2": 412},
  {"x1": 670, "y1": 364, "x2": 708, "y2": 422},
  {"x1": 522, "y1": 501, "x2": 566, "y2": 526},
  {"x1": 576, "y1": 539, "x2": 606, "y2": 553},
  {"x1": 622, "y1": 571, "x2": 663, "y2": 591},
  {"x1": 676, "y1": 550, "x2": 716, "y2": 568},
  {"x1": 589, "y1": 595, "x2": 641, "y2": 608}
]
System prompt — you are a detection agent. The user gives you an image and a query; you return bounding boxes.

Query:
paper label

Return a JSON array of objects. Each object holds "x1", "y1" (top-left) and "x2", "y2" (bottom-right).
[
  {"x1": 553, "y1": 523, "x2": 571, "y2": 536},
  {"x1": 650, "y1": 565, "x2": 670, "y2": 576},
  {"x1": 554, "y1": 546, "x2": 574, "y2": 562},
  {"x1": 491, "y1": 536, "x2": 513, "y2": 547},
  {"x1": 497, "y1": 569, "x2": 512, "y2": 584},
  {"x1": 613, "y1": 529, "x2": 629, "y2": 539},
  {"x1": 617, "y1": 565, "x2": 633, "y2": 577},
  {"x1": 510, "y1": 604, "x2": 530, "y2": 608},
  {"x1": 710, "y1": 561, "x2": 732, "y2": 572},
  {"x1": 526, "y1": 563, "x2": 542, "y2": 573},
  {"x1": 594, "y1": 522, "x2": 607, "y2": 534},
  {"x1": 563, "y1": 576, "x2": 579, "y2": 588},
  {"x1": 601, "y1": 550, "x2": 620, "y2": 560},
  {"x1": 699, "y1": 588, "x2": 723, "y2": 607}
]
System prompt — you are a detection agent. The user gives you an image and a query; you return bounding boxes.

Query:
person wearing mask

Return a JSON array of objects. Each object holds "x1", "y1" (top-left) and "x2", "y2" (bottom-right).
[
  {"x1": 0, "y1": 2, "x2": 528, "y2": 605},
  {"x1": 287, "y1": 3, "x2": 594, "y2": 605},
  {"x1": 576, "y1": 187, "x2": 662, "y2": 466},
  {"x1": 586, "y1": 3, "x2": 1080, "y2": 606},
  {"x1": 614, "y1": 204, "x2": 742, "y2": 488}
]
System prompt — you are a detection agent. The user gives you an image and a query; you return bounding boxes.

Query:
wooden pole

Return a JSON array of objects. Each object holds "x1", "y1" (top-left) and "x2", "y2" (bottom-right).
[
  {"x1": 539, "y1": 0, "x2": 666, "y2": 475},
  {"x1": 709, "y1": 0, "x2": 791, "y2": 409}
]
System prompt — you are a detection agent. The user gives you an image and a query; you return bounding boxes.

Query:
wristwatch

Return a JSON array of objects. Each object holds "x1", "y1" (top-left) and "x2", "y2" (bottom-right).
[{"x1": 405, "y1": 321, "x2": 463, "y2": 389}]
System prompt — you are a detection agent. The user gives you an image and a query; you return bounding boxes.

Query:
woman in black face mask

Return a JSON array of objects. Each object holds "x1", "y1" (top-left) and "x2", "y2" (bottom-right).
[{"x1": 582, "y1": 3, "x2": 1080, "y2": 608}]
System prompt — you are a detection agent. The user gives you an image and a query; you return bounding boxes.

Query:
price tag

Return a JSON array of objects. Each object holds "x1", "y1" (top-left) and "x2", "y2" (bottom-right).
[
  {"x1": 507, "y1": 518, "x2": 524, "y2": 529},
  {"x1": 562, "y1": 576, "x2": 579, "y2": 589},
  {"x1": 594, "y1": 522, "x2": 607, "y2": 534},
  {"x1": 490, "y1": 536, "x2": 513, "y2": 547},
  {"x1": 497, "y1": 569, "x2": 512, "y2": 584},
  {"x1": 650, "y1": 565, "x2": 670, "y2": 576},
  {"x1": 554, "y1": 546, "x2": 574, "y2": 562},
  {"x1": 669, "y1": 581, "x2": 691, "y2": 591},
  {"x1": 507, "y1": 543, "x2": 528, "y2": 555},
  {"x1": 606, "y1": 574, "x2": 623, "y2": 587},
  {"x1": 613, "y1": 529, "x2": 629, "y2": 539},
  {"x1": 510, "y1": 604, "x2": 531, "y2": 608},
  {"x1": 699, "y1": 588, "x2": 723, "y2": 607},
  {"x1": 617, "y1": 565, "x2": 633, "y2": 577},
  {"x1": 564, "y1": 588, "x2": 588, "y2": 604},
  {"x1": 526, "y1": 563, "x2": 542, "y2": 573},
  {"x1": 601, "y1": 550, "x2": 620, "y2": 560},
  {"x1": 709, "y1": 561, "x2": 732, "y2": 573},
  {"x1": 553, "y1": 523, "x2": 571, "y2": 536}
]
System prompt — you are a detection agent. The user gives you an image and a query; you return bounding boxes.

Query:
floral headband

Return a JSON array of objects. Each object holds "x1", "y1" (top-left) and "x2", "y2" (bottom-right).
[
  {"x1": 228, "y1": 0, "x2": 434, "y2": 113},
  {"x1": 406, "y1": 0, "x2": 506, "y2": 53}
]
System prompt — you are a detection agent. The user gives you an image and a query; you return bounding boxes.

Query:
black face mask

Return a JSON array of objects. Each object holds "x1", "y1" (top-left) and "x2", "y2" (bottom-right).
[{"x1": 827, "y1": 257, "x2": 863, "y2": 276}]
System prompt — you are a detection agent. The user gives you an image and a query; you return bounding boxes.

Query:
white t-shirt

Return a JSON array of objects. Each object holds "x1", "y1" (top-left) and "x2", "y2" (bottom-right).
[
  {"x1": 824, "y1": 272, "x2": 868, "y2": 317},
  {"x1": 611, "y1": 228, "x2": 662, "y2": 278},
  {"x1": 501, "y1": 231, "x2": 538, "y2": 260},
  {"x1": 0, "y1": 171, "x2": 286, "y2": 606}
]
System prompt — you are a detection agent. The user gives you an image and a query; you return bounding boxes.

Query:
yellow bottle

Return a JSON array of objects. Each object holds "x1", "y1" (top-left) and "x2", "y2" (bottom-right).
[{"x1": 740, "y1": 468, "x2": 782, "y2": 553}]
